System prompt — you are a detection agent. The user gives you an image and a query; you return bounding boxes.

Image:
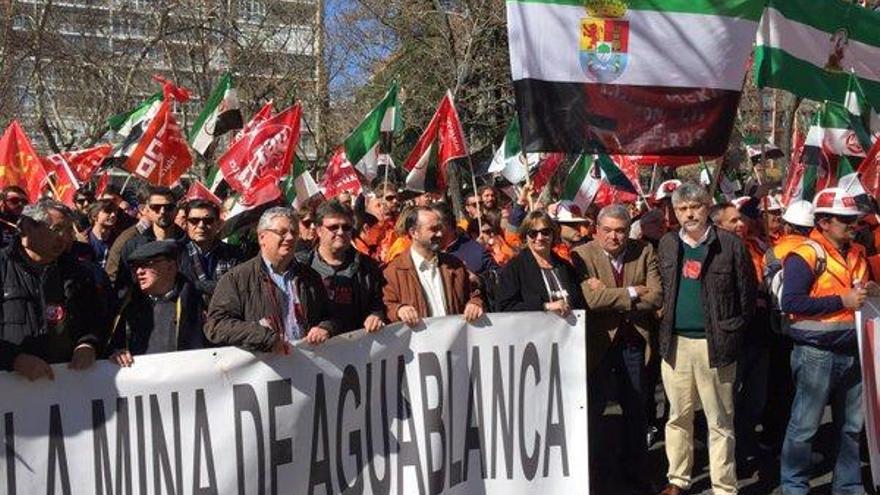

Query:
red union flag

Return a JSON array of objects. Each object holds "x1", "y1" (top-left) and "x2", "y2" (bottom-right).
[
  {"x1": 124, "y1": 101, "x2": 193, "y2": 186},
  {"x1": 218, "y1": 104, "x2": 301, "y2": 196},
  {"x1": 858, "y1": 138, "x2": 880, "y2": 199},
  {"x1": 47, "y1": 144, "x2": 112, "y2": 183},
  {"x1": 0, "y1": 121, "x2": 48, "y2": 201},
  {"x1": 403, "y1": 91, "x2": 468, "y2": 192},
  {"x1": 320, "y1": 148, "x2": 362, "y2": 199},
  {"x1": 858, "y1": 308, "x2": 880, "y2": 488},
  {"x1": 184, "y1": 180, "x2": 222, "y2": 206}
]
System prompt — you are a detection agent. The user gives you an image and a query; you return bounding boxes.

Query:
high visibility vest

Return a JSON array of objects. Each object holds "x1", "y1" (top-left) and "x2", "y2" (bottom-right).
[
  {"x1": 786, "y1": 229, "x2": 867, "y2": 332},
  {"x1": 745, "y1": 236, "x2": 768, "y2": 284},
  {"x1": 764, "y1": 234, "x2": 809, "y2": 275}
]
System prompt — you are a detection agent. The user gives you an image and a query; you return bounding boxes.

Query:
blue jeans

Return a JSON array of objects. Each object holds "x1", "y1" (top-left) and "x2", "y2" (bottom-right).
[
  {"x1": 589, "y1": 340, "x2": 648, "y2": 472},
  {"x1": 780, "y1": 344, "x2": 864, "y2": 495}
]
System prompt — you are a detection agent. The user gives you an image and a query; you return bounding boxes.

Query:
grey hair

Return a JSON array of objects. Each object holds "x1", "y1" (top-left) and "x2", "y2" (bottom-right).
[
  {"x1": 257, "y1": 206, "x2": 297, "y2": 232},
  {"x1": 597, "y1": 204, "x2": 631, "y2": 226},
  {"x1": 21, "y1": 199, "x2": 72, "y2": 225},
  {"x1": 671, "y1": 182, "x2": 710, "y2": 206}
]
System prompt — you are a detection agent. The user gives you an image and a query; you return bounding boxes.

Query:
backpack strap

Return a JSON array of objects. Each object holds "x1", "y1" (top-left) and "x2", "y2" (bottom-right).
[{"x1": 801, "y1": 239, "x2": 827, "y2": 277}]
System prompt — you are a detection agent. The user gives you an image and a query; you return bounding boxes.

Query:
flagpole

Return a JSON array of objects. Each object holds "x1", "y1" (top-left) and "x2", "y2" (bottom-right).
[
  {"x1": 757, "y1": 87, "x2": 767, "y2": 185},
  {"x1": 466, "y1": 156, "x2": 484, "y2": 235},
  {"x1": 45, "y1": 174, "x2": 63, "y2": 201},
  {"x1": 119, "y1": 173, "x2": 132, "y2": 195}
]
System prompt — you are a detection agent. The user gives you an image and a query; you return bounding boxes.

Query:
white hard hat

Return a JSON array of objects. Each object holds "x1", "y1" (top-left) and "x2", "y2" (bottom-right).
[
  {"x1": 654, "y1": 180, "x2": 681, "y2": 201},
  {"x1": 782, "y1": 200, "x2": 815, "y2": 228},
  {"x1": 812, "y1": 187, "x2": 862, "y2": 216},
  {"x1": 732, "y1": 196, "x2": 753, "y2": 210},
  {"x1": 552, "y1": 200, "x2": 588, "y2": 223},
  {"x1": 759, "y1": 195, "x2": 784, "y2": 212}
]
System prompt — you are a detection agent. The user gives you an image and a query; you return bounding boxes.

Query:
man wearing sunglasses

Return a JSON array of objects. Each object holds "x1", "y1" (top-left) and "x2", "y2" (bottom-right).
[
  {"x1": 179, "y1": 199, "x2": 243, "y2": 301},
  {"x1": 779, "y1": 187, "x2": 873, "y2": 495},
  {"x1": 116, "y1": 185, "x2": 184, "y2": 293},
  {"x1": 296, "y1": 200, "x2": 386, "y2": 334},
  {"x1": 0, "y1": 186, "x2": 28, "y2": 248},
  {"x1": 0, "y1": 200, "x2": 104, "y2": 380}
]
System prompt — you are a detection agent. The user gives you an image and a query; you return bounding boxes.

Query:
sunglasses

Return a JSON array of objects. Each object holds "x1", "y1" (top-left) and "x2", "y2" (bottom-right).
[
  {"x1": 527, "y1": 228, "x2": 554, "y2": 239},
  {"x1": 300, "y1": 219, "x2": 314, "y2": 228},
  {"x1": 148, "y1": 203, "x2": 175, "y2": 213},
  {"x1": 74, "y1": 197, "x2": 90, "y2": 204},
  {"x1": 4, "y1": 196, "x2": 25, "y2": 206},
  {"x1": 187, "y1": 216, "x2": 217, "y2": 226},
  {"x1": 323, "y1": 223, "x2": 353, "y2": 233}
]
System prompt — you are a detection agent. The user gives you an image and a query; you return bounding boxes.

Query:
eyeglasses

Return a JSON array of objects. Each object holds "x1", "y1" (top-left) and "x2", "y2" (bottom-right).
[
  {"x1": 148, "y1": 203, "x2": 175, "y2": 213},
  {"x1": 300, "y1": 219, "x2": 314, "y2": 228},
  {"x1": 132, "y1": 257, "x2": 172, "y2": 270},
  {"x1": 323, "y1": 223, "x2": 353, "y2": 233},
  {"x1": 527, "y1": 228, "x2": 554, "y2": 239},
  {"x1": 383, "y1": 195, "x2": 399, "y2": 203},
  {"x1": 263, "y1": 228, "x2": 297, "y2": 239},
  {"x1": 74, "y1": 197, "x2": 90, "y2": 204},
  {"x1": 187, "y1": 216, "x2": 217, "y2": 226}
]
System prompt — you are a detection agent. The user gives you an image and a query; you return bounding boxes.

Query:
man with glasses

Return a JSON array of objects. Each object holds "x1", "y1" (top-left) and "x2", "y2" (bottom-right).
[
  {"x1": 297, "y1": 200, "x2": 387, "y2": 334},
  {"x1": 0, "y1": 199, "x2": 104, "y2": 380},
  {"x1": 656, "y1": 182, "x2": 756, "y2": 495},
  {"x1": 295, "y1": 205, "x2": 318, "y2": 255},
  {"x1": 205, "y1": 207, "x2": 338, "y2": 352},
  {"x1": 179, "y1": 199, "x2": 243, "y2": 301},
  {"x1": 116, "y1": 185, "x2": 184, "y2": 292},
  {"x1": 108, "y1": 240, "x2": 207, "y2": 367},
  {"x1": 779, "y1": 187, "x2": 872, "y2": 495},
  {"x1": 0, "y1": 186, "x2": 28, "y2": 247}
]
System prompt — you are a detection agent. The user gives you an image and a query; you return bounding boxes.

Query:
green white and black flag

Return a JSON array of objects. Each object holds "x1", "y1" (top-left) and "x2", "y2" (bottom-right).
[{"x1": 190, "y1": 73, "x2": 243, "y2": 157}]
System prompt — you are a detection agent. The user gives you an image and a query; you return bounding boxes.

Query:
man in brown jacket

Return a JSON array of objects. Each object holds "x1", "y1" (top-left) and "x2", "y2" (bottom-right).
[
  {"x1": 573, "y1": 204, "x2": 662, "y2": 493},
  {"x1": 205, "y1": 207, "x2": 338, "y2": 353},
  {"x1": 383, "y1": 206, "x2": 483, "y2": 326}
]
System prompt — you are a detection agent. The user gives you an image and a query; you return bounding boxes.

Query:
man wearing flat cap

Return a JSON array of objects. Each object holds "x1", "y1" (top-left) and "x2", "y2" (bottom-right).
[{"x1": 108, "y1": 240, "x2": 208, "y2": 367}]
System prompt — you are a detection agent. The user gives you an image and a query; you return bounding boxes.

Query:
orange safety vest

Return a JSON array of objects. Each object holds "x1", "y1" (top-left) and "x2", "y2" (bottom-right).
[
  {"x1": 763, "y1": 234, "x2": 809, "y2": 274},
  {"x1": 745, "y1": 236, "x2": 768, "y2": 284},
  {"x1": 785, "y1": 229, "x2": 868, "y2": 332}
]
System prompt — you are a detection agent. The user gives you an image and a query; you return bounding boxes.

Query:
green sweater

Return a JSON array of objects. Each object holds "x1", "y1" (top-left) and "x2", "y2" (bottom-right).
[{"x1": 674, "y1": 243, "x2": 707, "y2": 338}]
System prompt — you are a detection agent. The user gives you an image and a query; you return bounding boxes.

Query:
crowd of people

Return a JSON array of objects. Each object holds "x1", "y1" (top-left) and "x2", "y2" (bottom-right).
[{"x1": 0, "y1": 174, "x2": 875, "y2": 495}]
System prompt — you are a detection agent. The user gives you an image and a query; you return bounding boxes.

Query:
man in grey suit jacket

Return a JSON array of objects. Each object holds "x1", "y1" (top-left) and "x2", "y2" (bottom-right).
[{"x1": 572, "y1": 204, "x2": 662, "y2": 493}]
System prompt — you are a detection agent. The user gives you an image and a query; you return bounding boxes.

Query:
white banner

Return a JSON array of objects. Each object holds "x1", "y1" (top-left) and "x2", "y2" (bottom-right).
[
  {"x1": 0, "y1": 312, "x2": 588, "y2": 495},
  {"x1": 857, "y1": 299, "x2": 880, "y2": 492}
]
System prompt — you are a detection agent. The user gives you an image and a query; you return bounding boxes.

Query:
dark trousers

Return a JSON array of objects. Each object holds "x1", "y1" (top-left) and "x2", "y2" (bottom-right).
[
  {"x1": 589, "y1": 339, "x2": 649, "y2": 473},
  {"x1": 735, "y1": 311, "x2": 771, "y2": 462}
]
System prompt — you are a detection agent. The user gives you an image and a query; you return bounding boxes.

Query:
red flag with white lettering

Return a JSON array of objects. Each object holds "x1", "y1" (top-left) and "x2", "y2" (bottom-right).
[
  {"x1": 0, "y1": 121, "x2": 48, "y2": 201},
  {"x1": 48, "y1": 144, "x2": 112, "y2": 183},
  {"x1": 184, "y1": 180, "x2": 222, "y2": 206},
  {"x1": 858, "y1": 137, "x2": 880, "y2": 199},
  {"x1": 217, "y1": 104, "x2": 302, "y2": 201},
  {"x1": 229, "y1": 101, "x2": 274, "y2": 149},
  {"x1": 320, "y1": 148, "x2": 362, "y2": 199},
  {"x1": 123, "y1": 100, "x2": 193, "y2": 186},
  {"x1": 402, "y1": 92, "x2": 468, "y2": 192}
]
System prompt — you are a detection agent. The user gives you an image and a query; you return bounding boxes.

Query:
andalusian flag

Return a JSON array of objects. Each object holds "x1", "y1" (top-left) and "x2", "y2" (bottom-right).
[
  {"x1": 844, "y1": 74, "x2": 880, "y2": 151},
  {"x1": 190, "y1": 73, "x2": 243, "y2": 156},
  {"x1": 488, "y1": 117, "x2": 543, "y2": 184},
  {"x1": 507, "y1": 0, "x2": 763, "y2": 156},
  {"x1": 403, "y1": 91, "x2": 468, "y2": 192},
  {"x1": 562, "y1": 153, "x2": 637, "y2": 210},
  {"x1": 343, "y1": 82, "x2": 402, "y2": 181},
  {"x1": 106, "y1": 92, "x2": 163, "y2": 165},
  {"x1": 282, "y1": 156, "x2": 321, "y2": 209},
  {"x1": 755, "y1": 0, "x2": 880, "y2": 108}
]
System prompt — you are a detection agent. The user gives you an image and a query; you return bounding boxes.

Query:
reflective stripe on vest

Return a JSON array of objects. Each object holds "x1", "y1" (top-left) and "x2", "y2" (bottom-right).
[{"x1": 787, "y1": 229, "x2": 867, "y2": 331}]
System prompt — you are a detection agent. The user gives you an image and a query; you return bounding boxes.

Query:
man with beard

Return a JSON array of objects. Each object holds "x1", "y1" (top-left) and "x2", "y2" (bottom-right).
[
  {"x1": 179, "y1": 199, "x2": 243, "y2": 301},
  {"x1": 116, "y1": 185, "x2": 184, "y2": 292},
  {"x1": 297, "y1": 200, "x2": 386, "y2": 334},
  {"x1": 656, "y1": 183, "x2": 755, "y2": 495},
  {"x1": 205, "y1": 207, "x2": 338, "y2": 352},
  {"x1": 0, "y1": 200, "x2": 104, "y2": 379},
  {"x1": 383, "y1": 206, "x2": 484, "y2": 327}
]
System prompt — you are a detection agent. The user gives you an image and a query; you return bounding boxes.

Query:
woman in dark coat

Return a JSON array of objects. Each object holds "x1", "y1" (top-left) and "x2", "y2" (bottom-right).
[{"x1": 495, "y1": 211, "x2": 584, "y2": 315}]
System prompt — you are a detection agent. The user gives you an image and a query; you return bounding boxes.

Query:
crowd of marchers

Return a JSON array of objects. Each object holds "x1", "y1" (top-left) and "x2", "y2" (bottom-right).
[{"x1": 0, "y1": 176, "x2": 874, "y2": 495}]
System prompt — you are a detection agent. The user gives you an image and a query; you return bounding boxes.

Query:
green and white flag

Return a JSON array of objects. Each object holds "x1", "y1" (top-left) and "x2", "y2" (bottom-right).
[
  {"x1": 190, "y1": 73, "x2": 243, "y2": 157},
  {"x1": 106, "y1": 92, "x2": 164, "y2": 164},
  {"x1": 562, "y1": 154, "x2": 602, "y2": 211},
  {"x1": 754, "y1": 0, "x2": 880, "y2": 107},
  {"x1": 488, "y1": 118, "x2": 541, "y2": 184},
  {"x1": 204, "y1": 165, "x2": 225, "y2": 194},
  {"x1": 343, "y1": 82, "x2": 402, "y2": 181},
  {"x1": 282, "y1": 156, "x2": 321, "y2": 209},
  {"x1": 844, "y1": 74, "x2": 880, "y2": 151}
]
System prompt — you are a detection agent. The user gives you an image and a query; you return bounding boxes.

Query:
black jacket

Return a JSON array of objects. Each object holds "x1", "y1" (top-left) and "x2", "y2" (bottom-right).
[
  {"x1": 296, "y1": 248, "x2": 386, "y2": 333},
  {"x1": 179, "y1": 240, "x2": 245, "y2": 300},
  {"x1": 205, "y1": 255, "x2": 339, "y2": 351},
  {"x1": 109, "y1": 275, "x2": 207, "y2": 356},
  {"x1": 0, "y1": 244, "x2": 106, "y2": 370},
  {"x1": 657, "y1": 226, "x2": 757, "y2": 368},
  {"x1": 495, "y1": 248, "x2": 585, "y2": 312}
]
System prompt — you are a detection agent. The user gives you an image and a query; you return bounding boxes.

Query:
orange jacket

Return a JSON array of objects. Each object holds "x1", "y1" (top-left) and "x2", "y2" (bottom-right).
[
  {"x1": 745, "y1": 236, "x2": 768, "y2": 284},
  {"x1": 786, "y1": 229, "x2": 868, "y2": 331}
]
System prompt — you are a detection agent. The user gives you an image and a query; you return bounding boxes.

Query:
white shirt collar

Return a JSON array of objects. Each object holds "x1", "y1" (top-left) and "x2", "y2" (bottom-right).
[
  {"x1": 678, "y1": 225, "x2": 710, "y2": 248},
  {"x1": 410, "y1": 248, "x2": 438, "y2": 271}
]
